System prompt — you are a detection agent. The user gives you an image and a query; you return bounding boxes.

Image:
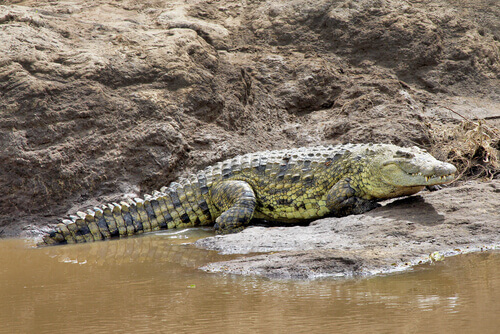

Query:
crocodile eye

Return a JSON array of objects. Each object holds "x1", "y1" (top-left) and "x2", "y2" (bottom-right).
[{"x1": 394, "y1": 150, "x2": 415, "y2": 159}]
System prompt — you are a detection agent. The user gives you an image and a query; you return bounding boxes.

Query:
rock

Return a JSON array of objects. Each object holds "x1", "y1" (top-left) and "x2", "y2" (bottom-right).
[{"x1": 197, "y1": 180, "x2": 500, "y2": 279}]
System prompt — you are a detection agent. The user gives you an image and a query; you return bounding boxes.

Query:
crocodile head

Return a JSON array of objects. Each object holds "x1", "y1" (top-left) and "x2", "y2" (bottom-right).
[{"x1": 363, "y1": 145, "x2": 457, "y2": 199}]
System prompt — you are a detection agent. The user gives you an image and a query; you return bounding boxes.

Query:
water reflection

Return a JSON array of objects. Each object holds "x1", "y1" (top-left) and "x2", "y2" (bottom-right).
[
  {"x1": 0, "y1": 231, "x2": 498, "y2": 334},
  {"x1": 41, "y1": 228, "x2": 225, "y2": 269}
]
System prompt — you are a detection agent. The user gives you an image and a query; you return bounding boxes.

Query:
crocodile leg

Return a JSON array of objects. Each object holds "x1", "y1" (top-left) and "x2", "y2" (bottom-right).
[
  {"x1": 326, "y1": 178, "x2": 380, "y2": 217},
  {"x1": 210, "y1": 180, "x2": 257, "y2": 234}
]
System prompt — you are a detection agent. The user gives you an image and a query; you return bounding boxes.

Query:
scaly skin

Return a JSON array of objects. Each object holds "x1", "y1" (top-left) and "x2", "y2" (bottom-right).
[{"x1": 39, "y1": 143, "x2": 457, "y2": 246}]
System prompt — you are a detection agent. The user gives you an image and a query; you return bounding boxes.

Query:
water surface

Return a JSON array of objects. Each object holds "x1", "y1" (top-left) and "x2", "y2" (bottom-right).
[{"x1": 1, "y1": 229, "x2": 499, "y2": 333}]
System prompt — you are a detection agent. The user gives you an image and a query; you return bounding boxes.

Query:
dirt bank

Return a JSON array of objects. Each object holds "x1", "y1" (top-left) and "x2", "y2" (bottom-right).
[{"x1": 0, "y1": 0, "x2": 499, "y2": 277}]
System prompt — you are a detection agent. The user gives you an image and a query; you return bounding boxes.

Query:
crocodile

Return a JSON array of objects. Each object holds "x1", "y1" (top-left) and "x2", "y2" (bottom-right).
[{"x1": 39, "y1": 143, "x2": 457, "y2": 246}]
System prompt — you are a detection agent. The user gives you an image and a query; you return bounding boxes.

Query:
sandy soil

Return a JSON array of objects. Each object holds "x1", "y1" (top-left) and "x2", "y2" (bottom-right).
[{"x1": 0, "y1": 0, "x2": 498, "y2": 277}]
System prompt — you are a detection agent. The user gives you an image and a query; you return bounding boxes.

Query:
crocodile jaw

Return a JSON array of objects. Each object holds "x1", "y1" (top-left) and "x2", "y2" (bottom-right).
[{"x1": 404, "y1": 168, "x2": 456, "y2": 185}]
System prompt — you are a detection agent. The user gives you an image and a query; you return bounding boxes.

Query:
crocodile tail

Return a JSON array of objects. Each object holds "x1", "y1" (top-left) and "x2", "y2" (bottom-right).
[{"x1": 38, "y1": 175, "x2": 214, "y2": 246}]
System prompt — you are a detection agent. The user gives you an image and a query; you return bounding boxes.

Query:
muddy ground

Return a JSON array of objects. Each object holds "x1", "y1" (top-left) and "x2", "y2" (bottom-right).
[{"x1": 1, "y1": 0, "x2": 499, "y2": 278}]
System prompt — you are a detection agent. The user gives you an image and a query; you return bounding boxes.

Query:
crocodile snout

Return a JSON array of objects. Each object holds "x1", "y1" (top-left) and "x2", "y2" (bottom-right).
[{"x1": 434, "y1": 162, "x2": 457, "y2": 176}]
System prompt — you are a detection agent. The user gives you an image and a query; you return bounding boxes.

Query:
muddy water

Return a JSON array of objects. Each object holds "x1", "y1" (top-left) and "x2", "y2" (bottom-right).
[{"x1": 1, "y1": 229, "x2": 499, "y2": 334}]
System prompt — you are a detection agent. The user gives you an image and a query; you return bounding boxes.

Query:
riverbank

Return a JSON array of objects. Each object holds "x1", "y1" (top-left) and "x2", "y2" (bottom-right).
[{"x1": 1, "y1": 0, "x2": 499, "y2": 279}]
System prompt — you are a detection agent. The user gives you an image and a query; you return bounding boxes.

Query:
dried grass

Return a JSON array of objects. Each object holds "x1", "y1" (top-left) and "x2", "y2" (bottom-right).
[{"x1": 430, "y1": 106, "x2": 499, "y2": 182}]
